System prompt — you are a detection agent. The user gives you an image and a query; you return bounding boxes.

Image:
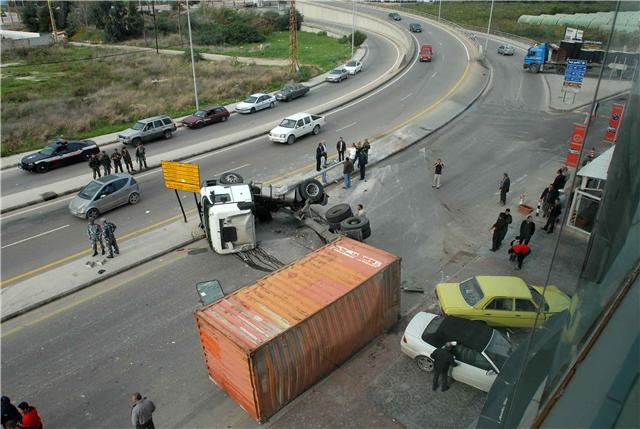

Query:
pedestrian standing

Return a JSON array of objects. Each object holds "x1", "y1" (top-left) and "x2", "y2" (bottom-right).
[
  {"x1": 510, "y1": 239, "x2": 532, "y2": 270},
  {"x1": 1, "y1": 396, "x2": 22, "y2": 428},
  {"x1": 121, "y1": 147, "x2": 136, "y2": 173},
  {"x1": 561, "y1": 166, "x2": 571, "y2": 189},
  {"x1": 102, "y1": 218, "x2": 119, "y2": 258},
  {"x1": 539, "y1": 184, "x2": 559, "y2": 217},
  {"x1": 135, "y1": 143, "x2": 148, "y2": 170},
  {"x1": 100, "y1": 150, "x2": 112, "y2": 176},
  {"x1": 87, "y1": 218, "x2": 105, "y2": 257},
  {"x1": 131, "y1": 393, "x2": 155, "y2": 429},
  {"x1": 432, "y1": 158, "x2": 444, "y2": 189},
  {"x1": 17, "y1": 402, "x2": 42, "y2": 429},
  {"x1": 111, "y1": 150, "x2": 124, "y2": 173},
  {"x1": 430, "y1": 342, "x2": 458, "y2": 392},
  {"x1": 499, "y1": 173, "x2": 510, "y2": 205},
  {"x1": 336, "y1": 137, "x2": 346, "y2": 162},
  {"x1": 519, "y1": 215, "x2": 536, "y2": 244},
  {"x1": 356, "y1": 141, "x2": 368, "y2": 181},
  {"x1": 89, "y1": 153, "x2": 102, "y2": 179},
  {"x1": 342, "y1": 158, "x2": 354, "y2": 189},
  {"x1": 552, "y1": 169, "x2": 566, "y2": 191},
  {"x1": 356, "y1": 204, "x2": 366, "y2": 217},
  {"x1": 499, "y1": 208, "x2": 512, "y2": 244},
  {"x1": 316, "y1": 141, "x2": 327, "y2": 172},
  {"x1": 490, "y1": 212, "x2": 508, "y2": 251},
  {"x1": 542, "y1": 200, "x2": 562, "y2": 233}
]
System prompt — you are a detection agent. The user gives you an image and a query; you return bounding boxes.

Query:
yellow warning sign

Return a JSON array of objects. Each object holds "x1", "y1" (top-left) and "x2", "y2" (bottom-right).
[{"x1": 161, "y1": 161, "x2": 200, "y2": 193}]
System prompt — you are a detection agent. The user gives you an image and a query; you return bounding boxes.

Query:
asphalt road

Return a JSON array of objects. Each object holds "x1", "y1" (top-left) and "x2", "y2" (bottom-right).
[
  {"x1": 0, "y1": 16, "x2": 470, "y2": 282},
  {"x1": 2, "y1": 33, "x2": 615, "y2": 427}
]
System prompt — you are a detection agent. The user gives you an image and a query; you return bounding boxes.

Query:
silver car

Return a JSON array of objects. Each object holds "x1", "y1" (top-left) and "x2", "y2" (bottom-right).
[
  {"x1": 325, "y1": 68, "x2": 348, "y2": 82},
  {"x1": 69, "y1": 173, "x2": 141, "y2": 219},
  {"x1": 497, "y1": 44, "x2": 515, "y2": 56},
  {"x1": 118, "y1": 115, "x2": 176, "y2": 145}
]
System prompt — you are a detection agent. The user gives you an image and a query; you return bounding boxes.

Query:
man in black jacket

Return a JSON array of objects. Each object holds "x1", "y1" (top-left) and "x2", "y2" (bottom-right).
[
  {"x1": 542, "y1": 200, "x2": 562, "y2": 233},
  {"x1": 519, "y1": 215, "x2": 536, "y2": 244},
  {"x1": 499, "y1": 173, "x2": 510, "y2": 205},
  {"x1": 431, "y1": 342, "x2": 458, "y2": 392},
  {"x1": 316, "y1": 141, "x2": 327, "y2": 172},
  {"x1": 336, "y1": 137, "x2": 346, "y2": 162},
  {"x1": 490, "y1": 213, "x2": 508, "y2": 251},
  {"x1": 539, "y1": 184, "x2": 559, "y2": 217}
]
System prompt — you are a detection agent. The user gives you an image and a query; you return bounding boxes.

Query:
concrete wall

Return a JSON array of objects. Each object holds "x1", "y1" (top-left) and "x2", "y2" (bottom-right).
[
  {"x1": 1, "y1": 31, "x2": 52, "y2": 50},
  {"x1": 297, "y1": 1, "x2": 414, "y2": 67}
]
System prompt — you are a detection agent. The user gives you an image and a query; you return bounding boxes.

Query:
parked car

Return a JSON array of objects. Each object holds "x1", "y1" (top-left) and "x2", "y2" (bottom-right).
[
  {"x1": 268, "y1": 112, "x2": 326, "y2": 145},
  {"x1": 388, "y1": 12, "x2": 401, "y2": 21},
  {"x1": 325, "y1": 68, "x2": 349, "y2": 83},
  {"x1": 235, "y1": 93, "x2": 277, "y2": 114},
  {"x1": 182, "y1": 106, "x2": 230, "y2": 129},
  {"x1": 419, "y1": 44, "x2": 433, "y2": 62},
  {"x1": 69, "y1": 173, "x2": 141, "y2": 219},
  {"x1": 343, "y1": 60, "x2": 363, "y2": 75},
  {"x1": 118, "y1": 116, "x2": 176, "y2": 145},
  {"x1": 409, "y1": 23, "x2": 423, "y2": 33},
  {"x1": 497, "y1": 44, "x2": 515, "y2": 55},
  {"x1": 401, "y1": 312, "x2": 513, "y2": 392},
  {"x1": 21, "y1": 138, "x2": 99, "y2": 173},
  {"x1": 275, "y1": 83, "x2": 310, "y2": 101},
  {"x1": 435, "y1": 276, "x2": 571, "y2": 328}
]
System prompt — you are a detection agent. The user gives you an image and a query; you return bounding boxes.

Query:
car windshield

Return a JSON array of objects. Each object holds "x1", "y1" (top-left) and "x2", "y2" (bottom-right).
[
  {"x1": 244, "y1": 96, "x2": 258, "y2": 103},
  {"x1": 279, "y1": 119, "x2": 297, "y2": 128},
  {"x1": 194, "y1": 110, "x2": 206, "y2": 117},
  {"x1": 528, "y1": 286, "x2": 549, "y2": 311},
  {"x1": 459, "y1": 277, "x2": 484, "y2": 306},
  {"x1": 131, "y1": 121, "x2": 145, "y2": 130},
  {"x1": 484, "y1": 330, "x2": 512, "y2": 371},
  {"x1": 330, "y1": 69, "x2": 342, "y2": 74},
  {"x1": 346, "y1": 61, "x2": 356, "y2": 67},
  {"x1": 39, "y1": 146, "x2": 56, "y2": 156},
  {"x1": 78, "y1": 181, "x2": 103, "y2": 200},
  {"x1": 282, "y1": 85, "x2": 294, "y2": 92}
]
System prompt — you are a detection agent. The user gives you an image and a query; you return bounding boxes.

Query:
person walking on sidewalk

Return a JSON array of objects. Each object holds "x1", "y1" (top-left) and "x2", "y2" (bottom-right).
[
  {"x1": 2, "y1": 396, "x2": 22, "y2": 428},
  {"x1": 356, "y1": 141, "x2": 368, "y2": 181},
  {"x1": 432, "y1": 158, "x2": 445, "y2": 189},
  {"x1": 17, "y1": 402, "x2": 42, "y2": 429},
  {"x1": 111, "y1": 149, "x2": 124, "y2": 174},
  {"x1": 131, "y1": 393, "x2": 155, "y2": 429},
  {"x1": 342, "y1": 157, "x2": 354, "y2": 189},
  {"x1": 509, "y1": 239, "x2": 531, "y2": 270},
  {"x1": 89, "y1": 153, "x2": 102, "y2": 179},
  {"x1": 135, "y1": 143, "x2": 148, "y2": 170},
  {"x1": 102, "y1": 218, "x2": 119, "y2": 258},
  {"x1": 121, "y1": 146, "x2": 135, "y2": 173},
  {"x1": 519, "y1": 215, "x2": 536, "y2": 244},
  {"x1": 542, "y1": 200, "x2": 562, "y2": 233},
  {"x1": 430, "y1": 342, "x2": 458, "y2": 392},
  {"x1": 100, "y1": 150, "x2": 112, "y2": 176},
  {"x1": 336, "y1": 137, "x2": 346, "y2": 162},
  {"x1": 315, "y1": 141, "x2": 327, "y2": 172},
  {"x1": 87, "y1": 218, "x2": 105, "y2": 257},
  {"x1": 499, "y1": 173, "x2": 510, "y2": 206},
  {"x1": 539, "y1": 184, "x2": 559, "y2": 218},
  {"x1": 490, "y1": 212, "x2": 508, "y2": 251}
]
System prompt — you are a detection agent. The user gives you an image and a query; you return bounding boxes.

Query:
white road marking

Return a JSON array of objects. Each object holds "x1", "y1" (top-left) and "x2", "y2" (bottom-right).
[
  {"x1": 515, "y1": 174, "x2": 528, "y2": 184},
  {"x1": 400, "y1": 94, "x2": 412, "y2": 102},
  {"x1": 431, "y1": 71, "x2": 438, "y2": 78},
  {"x1": 335, "y1": 122, "x2": 357, "y2": 132},
  {"x1": 2, "y1": 224, "x2": 70, "y2": 249},
  {"x1": 214, "y1": 163, "x2": 250, "y2": 175}
]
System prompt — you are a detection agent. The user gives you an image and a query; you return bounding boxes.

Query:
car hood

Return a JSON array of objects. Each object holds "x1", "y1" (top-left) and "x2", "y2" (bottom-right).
[
  {"x1": 21, "y1": 152, "x2": 47, "y2": 163},
  {"x1": 436, "y1": 283, "x2": 471, "y2": 311},
  {"x1": 118, "y1": 128, "x2": 138, "y2": 138},
  {"x1": 236, "y1": 101, "x2": 255, "y2": 110},
  {"x1": 532, "y1": 286, "x2": 571, "y2": 312},
  {"x1": 270, "y1": 125, "x2": 292, "y2": 135},
  {"x1": 182, "y1": 115, "x2": 200, "y2": 124},
  {"x1": 68, "y1": 195, "x2": 90, "y2": 212}
]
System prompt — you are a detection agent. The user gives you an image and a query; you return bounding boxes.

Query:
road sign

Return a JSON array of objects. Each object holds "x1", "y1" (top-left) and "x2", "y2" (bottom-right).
[{"x1": 161, "y1": 161, "x2": 201, "y2": 193}]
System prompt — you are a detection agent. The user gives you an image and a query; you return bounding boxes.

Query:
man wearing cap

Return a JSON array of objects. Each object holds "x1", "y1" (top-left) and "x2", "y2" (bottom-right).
[{"x1": 430, "y1": 341, "x2": 458, "y2": 392}]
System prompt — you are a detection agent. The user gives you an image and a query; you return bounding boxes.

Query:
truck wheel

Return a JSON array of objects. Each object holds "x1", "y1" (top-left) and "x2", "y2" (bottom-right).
[
  {"x1": 557, "y1": 66, "x2": 566, "y2": 75},
  {"x1": 529, "y1": 64, "x2": 540, "y2": 73},
  {"x1": 299, "y1": 179, "x2": 324, "y2": 203},
  {"x1": 325, "y1": 204, "x2": 353, "y2": 224},
  {"x1": 287, "y1": 135, "x2": 296, "y2": 145},
  {"x1": 340, "y1": 216, "x2": 370, "y2": 232},
  {"x1": 313, "y1": 125, "x2": 320, "y2": 135},
  {"x1": 219, "y1": 172, "x2": 244, "y2": 184}
]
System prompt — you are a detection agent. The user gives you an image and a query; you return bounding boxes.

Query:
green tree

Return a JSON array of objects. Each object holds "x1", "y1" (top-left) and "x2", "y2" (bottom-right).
[
  {"x1": 88, "y1": 1, "x2": 114, "y2": 29},
  {"x1": 103, "y1": 2, "x2": 143, "y2": 42},
  {"x1": 20, "y1": 1, "x2": 40, "y2": 32}
]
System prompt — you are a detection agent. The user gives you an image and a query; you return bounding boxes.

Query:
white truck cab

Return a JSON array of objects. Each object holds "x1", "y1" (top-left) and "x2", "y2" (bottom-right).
[{"x1": 200, "y1": 182, "x2": 256, "y2": 254}]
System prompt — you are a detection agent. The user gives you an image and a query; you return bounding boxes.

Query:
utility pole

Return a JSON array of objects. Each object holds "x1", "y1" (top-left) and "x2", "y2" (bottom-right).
[
  {"x1": 186, "y1": 0, "x2": 199, "y2": 111},
  {"x1": 484, "y1": 0, "x2": 494, "y2": 58},
  {"x1": 438, "y1": 0, "x2": 442, "y2": 22},
  {"x1": 139, "y1": 0, "x2": 147, "y2": 46},
  {"x1": 151, "y1": 0, "x2": 159, "y2": 54},
  {"x1": 351, "y1": 0, "x2": 357, "y2": 59},
  {"x1": 289, "y1": 0, "x2": 298, "y2": 78},
  {"x1": 46, "y1": 0, "x2": 58, "y2": 42}
]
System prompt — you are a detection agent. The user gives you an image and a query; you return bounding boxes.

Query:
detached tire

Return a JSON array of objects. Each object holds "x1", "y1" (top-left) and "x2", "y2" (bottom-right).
[
  {"x1": 299, "y1": 179, "x2": 324, "y2": 203},
  {"x1": 325, "y1": 204, "x2": 352, "y2": 224},
  {"x1": 340, "y1": 216, "x2": 370, "y2": 232},
  {"x1": 219, "y1": 172, "x2": 244, "y2": 184}
]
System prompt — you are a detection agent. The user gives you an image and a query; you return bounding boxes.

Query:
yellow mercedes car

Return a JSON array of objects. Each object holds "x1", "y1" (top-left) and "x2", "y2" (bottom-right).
[{"x1": 435, "y1": 276, "x2": 571, "y2": 328}]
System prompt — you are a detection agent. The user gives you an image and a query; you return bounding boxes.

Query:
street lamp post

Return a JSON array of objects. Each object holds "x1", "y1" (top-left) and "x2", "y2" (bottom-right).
[
  {"x1": 351, "y1": 0, "x2": 356, "y2": 59},
  {"x1": 438, "y1": 0, "x2": 442, "y2": 22},
  {"x1": 484, "y1": 0, "x2": 495, "y2": 58},
  {"x1": 186, "y1": 0, "x2": 199, "y2": 111}
]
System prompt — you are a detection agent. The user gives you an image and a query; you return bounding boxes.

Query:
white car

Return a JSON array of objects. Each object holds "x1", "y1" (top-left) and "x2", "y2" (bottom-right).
[
  {"x1": 269, "y1": 112, "x2": 326, "y2": 145},
  {"x1": 235, "y1": 93, "x2": 276, "y2": 114},
  {"x1": 400, "y1": 312, "x2": 513, "y2": 392},
  {"x1": 343, "y1": 60, "x2": 363, "y2": 75}
]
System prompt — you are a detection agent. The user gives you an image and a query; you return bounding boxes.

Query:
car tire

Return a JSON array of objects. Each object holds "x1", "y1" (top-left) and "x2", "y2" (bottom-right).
[
  {"x1": 132, "y1": 137, "x2": 142, "y2": 146},
  {"x1": 221, "y1": 115, "x2": 227, "y2": 122},
  {"x1": 270, "y1": 102, "x2": 275, "y2": 109},
  {"x1": 128, "y1": 192, "x2": 140, "y2": 205},
  {"x1": 325, "y1": 204, "x2": 353, "y2": 224},
  {"x1": 361, "y1": 228, "x2": 371, "y2": 240},
  {"x1": 83, "y1": 151, "x2": 92, "y2": 161},
  {"x1": 196, "y1": 121, "x2": 204, "y2": 129},
  {"x1": 86, "y1": 208, "x2": 99, "y2": 220},
  {"x1": 219, "y1": 172, "x2": 244, "y2": 185},
  {"x1": 164, "y1": 130, "x2": 173, "y2": 139},
  {"x1": 299, "y1": 179, "x2": 324, "y2": 203},
  {"x1": 36, "y1": 163, "x2": 49, "y2": 173},
  {"x1": 416, "y1": 356, "x2": 434, "y2": 373},
  {"x1": 287, "y1": 135, "x2": 295, "y2": 145},
  {"x1": 313, "y1": 125, "x2": 320, "y2": 135},
  {"x1": 340, "y1": 216, "x2": 370, "y2": 232},
  {"x1": 250, "y1": 107, "x2": 256, "y2": 114}
]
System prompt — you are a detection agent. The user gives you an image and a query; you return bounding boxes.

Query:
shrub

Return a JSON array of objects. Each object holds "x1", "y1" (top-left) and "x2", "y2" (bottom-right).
[{"x1": 340, "y1": 30, "x2": 366, "y2": 47}]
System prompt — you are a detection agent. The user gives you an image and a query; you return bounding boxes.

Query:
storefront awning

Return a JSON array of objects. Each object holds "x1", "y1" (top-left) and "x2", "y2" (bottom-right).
[{"x1": 577, "y1": 146, "x2": 615, "y2": 180}]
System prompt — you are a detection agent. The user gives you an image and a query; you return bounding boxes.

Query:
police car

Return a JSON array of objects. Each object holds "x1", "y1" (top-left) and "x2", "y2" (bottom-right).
[{"x1": 20, "y1": 138, "x2": 100, "y2": 173}]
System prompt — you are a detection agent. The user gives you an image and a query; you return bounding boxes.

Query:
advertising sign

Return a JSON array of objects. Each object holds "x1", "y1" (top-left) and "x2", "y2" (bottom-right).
[
  {"x1": 565, "y1": 124, "x2": 586, "y2": 168},
  {"x1": 161, "y1": 161, "x2": 201, "y2": 193},
  {"x1": 603, "y1": 103, "x2": 624, "y2": 143}
]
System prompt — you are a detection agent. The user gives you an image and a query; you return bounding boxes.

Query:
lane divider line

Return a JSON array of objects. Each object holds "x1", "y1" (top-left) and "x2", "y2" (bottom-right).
[{"x1": 2, "y1": 225, "x2": 70, "y2": 249}]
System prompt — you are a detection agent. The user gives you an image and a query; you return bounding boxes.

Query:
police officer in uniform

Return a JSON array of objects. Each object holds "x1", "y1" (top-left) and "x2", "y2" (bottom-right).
[
  {"x1": 101, "y1": 218, "x2": 119, "y2": 258},
  {"x1": 111, "y1": 150, "x2": 124, "y2": 173},
  {"x1": 87, "y1": 218, "x2": 105, "y2": 257}
]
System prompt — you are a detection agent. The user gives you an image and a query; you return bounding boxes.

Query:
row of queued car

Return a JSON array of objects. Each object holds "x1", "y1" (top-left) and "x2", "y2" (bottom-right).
[
  {"x1": 325, "y1": 59, "x2": 364, "y2": 83},
  {"x1": 401, "y1": 275, "x2": 572, "y2": 392}
]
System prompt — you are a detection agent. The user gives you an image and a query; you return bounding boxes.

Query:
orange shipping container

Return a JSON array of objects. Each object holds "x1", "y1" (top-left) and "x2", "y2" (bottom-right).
[{"x1": 194, "y1": 237, "x2": 401, "y2": 422}]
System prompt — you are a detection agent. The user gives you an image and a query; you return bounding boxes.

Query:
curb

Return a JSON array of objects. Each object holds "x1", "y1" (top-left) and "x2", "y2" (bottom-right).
[
  {"x1": 547, "y1": 86, "x2": 631, "y2": 113},
  {"x1": 0, "y1": 233, "x2": 205, "y2": 323}
]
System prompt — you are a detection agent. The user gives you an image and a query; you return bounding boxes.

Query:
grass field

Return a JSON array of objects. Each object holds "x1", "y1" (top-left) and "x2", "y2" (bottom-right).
[{"x1": 1, "y1": 45, "x2": 294, "y2": 156}]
